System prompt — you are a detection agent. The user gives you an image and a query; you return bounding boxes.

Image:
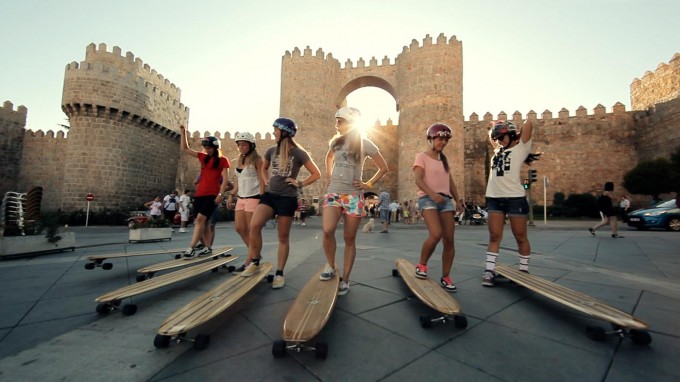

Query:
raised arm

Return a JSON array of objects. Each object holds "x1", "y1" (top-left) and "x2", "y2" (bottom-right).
[
  {"x1": 520, "y1": 119, "x2": 534, "y2": 143},
  {"x1": 179, "y1": 125, "x2": 199, "y2": 157}
]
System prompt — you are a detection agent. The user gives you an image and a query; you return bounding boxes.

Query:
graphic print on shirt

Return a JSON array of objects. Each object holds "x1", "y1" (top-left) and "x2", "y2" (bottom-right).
[
  {"x1": 491, "y1": 149, "x2": 512, "y2": 177},
  {"x1": 270, "y1": 154, "x2": 295, "y2": 178}
]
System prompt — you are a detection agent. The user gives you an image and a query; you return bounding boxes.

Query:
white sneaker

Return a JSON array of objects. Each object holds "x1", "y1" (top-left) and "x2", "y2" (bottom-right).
[
  {"x1": 272, "y1": 275, "x2": 285, "y2": 289},
  {"x1": 338, "y1": 281, "x2": 350, "y2": 295},
  {"x1": 196, "y1": 246, "x2": 212, "y2": 256},
  {"x1": 301, "y1": 222, "x2": 306, "y2": 226},
  {"x1": 320, "y1": 264, "x2": 335, "y2": 281},
  {"x1": 240, "y1": 263, "x2": 260, "y2": 277},
  {"x1": 182, "y1": 247, "x2": 196, "y2": 258},
  {"x1": 178, "y1": 228, "x2": 186, "y2": 233}
]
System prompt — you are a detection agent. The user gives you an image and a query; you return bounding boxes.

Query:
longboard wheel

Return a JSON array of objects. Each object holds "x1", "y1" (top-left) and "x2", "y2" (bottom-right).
[
  {"x1": 122, "y1": 304, "x2": 138, "y2": 316},
  {"x1": 226, "y1": 265, "x2": 235, "y2": 272},
  {"x1": 211, "y1": 267, "x2": 219, "y2": 273},
  {"x1": 154, "y1": 334, "x2": 171, "y2": 349},
  {"x1": 175, "y1": 254, "x2": 182, "y2": 259},
  {"x1": 96, "y1": 303, "x2": 112, "y2": 315},
  {"x1": 454, "y1": 315, "x2": 468, "y2": 329},
  {"x1": 629, "y1": 329, "x2": 652, "y2": 345},
  {"x1": 392, "y1": 269, "x2": 400, "y2": 277},
  {"x1": 586, "y1": 326, "x2": 607, "y2": 342},
  {"x1": 419, "y1": 316, "x2": 433, "y2": 329},
  {"x1": 266, "y1": 275, "x2": 274, "y2": 283},
  {"x1": 84, "y1": 263, "x2": 96, "y2": 270},
  {"x1": 194, "y1": 334, "x2": 210, "y2": 351},
  {"x1": 102, "y1": 263, "x2": 113, "y2": 270},
  {"x1": 136, "y1": 274, "x2": 147, "y2": 282},
  {"x1": 315, "y1": 342, "x2": 328, "y2": 360},
  {"x1": 272, "y1": 340, "x2": 286, "y2": 358}
]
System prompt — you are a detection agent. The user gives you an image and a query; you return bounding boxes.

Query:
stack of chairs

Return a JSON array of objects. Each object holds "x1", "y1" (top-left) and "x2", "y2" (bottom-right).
[{"x1": 0, "y1": 186, "x2": 42, "y2": 237}]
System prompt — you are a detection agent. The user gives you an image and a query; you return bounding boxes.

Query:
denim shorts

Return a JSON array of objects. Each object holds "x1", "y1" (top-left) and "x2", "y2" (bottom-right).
[
  {"x1": 486, "y1": 197, "x2": 529, "y2": 217},
  {"x1": 418, "y1": 194, "x2": 455, "y2": 213}
]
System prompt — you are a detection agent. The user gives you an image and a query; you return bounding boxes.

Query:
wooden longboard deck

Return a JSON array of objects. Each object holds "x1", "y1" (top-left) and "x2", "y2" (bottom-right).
[
  {"x1": 495, "y1": 265, "x2": 649, "y2": 330},
  {"x1": 95, "y1": 256, "x2": 238, "y2": 303},
  {"x1": 396, "y1": 259, "x2": 461, "y2": 316},
  {"x1": 158, "y1": 262, "x2": 273, "y2": 336},
  {"x1": 87, "y1": 248, "x2": 183, "y2": 261},
  {"x1": 137, "y1": 246, "x2": 234, "y2": 274},
  {"x1": 281, "y1": 266, "x2": 340, "y2": 342}
]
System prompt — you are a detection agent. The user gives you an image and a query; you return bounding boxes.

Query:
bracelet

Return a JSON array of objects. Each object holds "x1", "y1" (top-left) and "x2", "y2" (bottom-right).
[{"x1": 366, "y1": 181, "x2": 373, "y2": 189}]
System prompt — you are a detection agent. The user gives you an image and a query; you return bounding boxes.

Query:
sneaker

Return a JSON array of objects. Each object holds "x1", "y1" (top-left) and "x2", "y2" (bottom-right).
[
  {"x1": 379, "y1": 230, "x2": 388, "y2": 233},
  {"x1": 196, "y1": 246, "x2": 212, "y2": 256},
  {"x1": 320, "y1": 264, "x2": 336, "y2": 281},
  {"x1": 588, "y1": 228, "x2": 596, "y2": 236},
  {"x1": 233, "y1": 264, "x2": 247, "y2": 274},
  {"x1": 183, "y1": 247, "x2": 196, "y2": 259},
  {"x1": 612, "y1": 234, "x2": 624, "y2": 238},
  {"x1": 415, "y1": 264, "x2": 428, "y2": 279},
  {"x1": 440, "y1": 276, "x2": 457, "y2": 292},
  {"x1": 240, "y1": 263, "x2": 260, "y2": 277},
  {"x1": 178, "y1": 228, "x2": 187, "y2": 233},
  {"x1": 482, "y1": 271, "x2": 495, "y2": 287},
  {"x1": 195, "y1": 243, "x2": 205, "y2": 249},
  {"x1": 272, "y1": 275, "x2": 285, "y2": 289},
  {"x1": 338, "y1": 281, "x2": 350, "y2": 295},
  {"x1": 301, "y1": 222, "x2": 306, "y2": 226}
]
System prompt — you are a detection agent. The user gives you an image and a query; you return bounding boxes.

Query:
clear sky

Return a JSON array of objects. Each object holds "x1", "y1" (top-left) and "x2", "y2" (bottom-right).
[{"x1": 1, "y1": 0, "x2": 678, "y2": 136}]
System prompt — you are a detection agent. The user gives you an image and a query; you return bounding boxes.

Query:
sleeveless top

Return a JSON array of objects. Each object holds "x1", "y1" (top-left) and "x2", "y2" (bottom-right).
[{"x1": 236, "y1": 163, "x2": 260, "y2": 198}]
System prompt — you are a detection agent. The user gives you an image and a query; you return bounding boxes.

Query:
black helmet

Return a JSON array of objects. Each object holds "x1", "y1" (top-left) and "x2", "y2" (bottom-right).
[
  {"x1": 489, "y1": 120, "x2": 517, "y2": 141},
  {"x1": 201, "y1": 136, "x2": 221, "y2": 148},
  {"x1": 273, "y1": 118, "x2": 298, "y2": 137}
]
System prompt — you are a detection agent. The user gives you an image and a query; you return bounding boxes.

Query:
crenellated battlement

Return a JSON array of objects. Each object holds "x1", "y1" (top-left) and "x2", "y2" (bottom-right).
[
  {"x1": 466, "y1": 102, "x2": 627, "y2": 124},
  {"x1": 398, "y1": 33, "x2": 462, "y2": 56},
  {"x1": 0, "y1": 101, "x2": 28, "y2": 123},
  {"x1": 283, "y1": 45, "x2": 395, "y2": 70},
  {"x1": 24, "y1": 129, "x2": 68, "y2": 139},
  {"x1": 630, "y1": 53, "x2": 680, "y2": 110}
]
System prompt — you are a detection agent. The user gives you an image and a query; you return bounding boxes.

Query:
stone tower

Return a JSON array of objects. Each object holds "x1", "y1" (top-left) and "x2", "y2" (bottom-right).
[
  {"x1": 61, "y1": 43, "x2": 189, "y2": 210},
  {"x1": 280, "y1": 33, "x2": 464, "y2": 201},
  {"x1": 0, "y1": 101, "x2": 27, "y2": 198}
]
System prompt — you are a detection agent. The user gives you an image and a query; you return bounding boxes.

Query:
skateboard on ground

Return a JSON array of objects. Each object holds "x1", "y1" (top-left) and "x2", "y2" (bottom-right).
[
  {"x1": 135, "y1": 246, "x2": 234, "y2": 281},
  {"x1": 94, "y1": 256, "x2": 238, "y2": 316},
  {"x1": 494, "y1": 264, "x2": 651, "y2": 345},
  {"x1": 272, "y1": 265, "x2": 340, "y2": 359},
  {"x1": 393, "y1": 258, "x2": 468, "y2": 329},
  {"x1": 84, "y1": 248, "x2": 183, "y2": 270},
  {"x1": 154, "y1": 262, "x2": 273, "y2": 350}
]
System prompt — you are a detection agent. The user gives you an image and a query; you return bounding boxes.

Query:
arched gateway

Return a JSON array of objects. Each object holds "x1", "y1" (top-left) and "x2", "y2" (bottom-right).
[{"x1": 279, "y1": 33, "x2": 464, "y2": 202}]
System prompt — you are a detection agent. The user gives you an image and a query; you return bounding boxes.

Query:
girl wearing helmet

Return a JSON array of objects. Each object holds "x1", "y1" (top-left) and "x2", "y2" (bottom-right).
[
  {"x1": 240, "y1": 118, "x2": 321, "y2": 290},
  {"x1": 319, "y1": 107, "x2": 389, "y2": 296},
  {"x1": 227, "y1": 132, "x2": 265, "y2": 273},
  {"x1": 482, "y1": 119, "x2": 535, "y2": 287},
  {"x1": 412, "y1": 123, "x2": 463, "y2": 292},
  {"x1": 179, "y1": 125, "x2": 231, "y2": 258}
]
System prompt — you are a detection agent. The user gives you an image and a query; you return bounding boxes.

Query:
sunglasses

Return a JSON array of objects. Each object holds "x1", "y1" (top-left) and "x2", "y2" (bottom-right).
[{"x1": 494, "y1": 135, "x2": 508, "y2": 142}]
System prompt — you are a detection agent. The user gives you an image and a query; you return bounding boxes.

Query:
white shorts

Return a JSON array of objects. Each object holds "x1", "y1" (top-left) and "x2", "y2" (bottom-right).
[{"x1": 180, "y1": 209, "x2": 189, "y2": 221}]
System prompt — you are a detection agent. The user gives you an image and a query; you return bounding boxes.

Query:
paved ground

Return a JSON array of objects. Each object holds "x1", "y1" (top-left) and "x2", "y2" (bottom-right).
[{"x1": 0, "y1": 218, "x2": 678, "y2": 381}]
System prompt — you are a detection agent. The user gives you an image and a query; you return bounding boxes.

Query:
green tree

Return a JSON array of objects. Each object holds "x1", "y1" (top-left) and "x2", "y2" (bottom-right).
[{"x1": 623, "y1": 158, "x2": 676, "y2": 198}]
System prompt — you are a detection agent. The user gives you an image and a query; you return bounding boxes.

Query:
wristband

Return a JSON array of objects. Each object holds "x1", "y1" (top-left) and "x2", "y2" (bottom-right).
[{"x1": 366, "y1": 181, "x2": 373, "y2": 189}]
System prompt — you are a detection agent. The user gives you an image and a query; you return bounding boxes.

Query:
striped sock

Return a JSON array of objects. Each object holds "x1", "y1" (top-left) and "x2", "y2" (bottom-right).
[
  {"x1": 485, "y1": 252, "x2": 498, "y2": 272},
  {"x1": 519, "y1": 255, "x2": 530, "y2": 271}
]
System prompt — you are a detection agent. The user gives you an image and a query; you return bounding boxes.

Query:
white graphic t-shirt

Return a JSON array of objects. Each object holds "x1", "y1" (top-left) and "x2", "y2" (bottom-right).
[{"x1": 485, "y1": 139, "x2": 532, "y2": 198}]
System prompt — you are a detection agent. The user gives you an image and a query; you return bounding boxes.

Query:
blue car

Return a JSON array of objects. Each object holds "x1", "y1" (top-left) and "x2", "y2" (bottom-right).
[{"x1": 627, "y1": 199, "x2": 680, "y2": 231}]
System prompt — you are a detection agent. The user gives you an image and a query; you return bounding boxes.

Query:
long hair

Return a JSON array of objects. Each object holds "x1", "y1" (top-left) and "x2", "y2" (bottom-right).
[
  {"x1": 238, "y1": 143, "x2": 260, "y2": 167},
  {"x1": 203, "y1": 148, "x2": 223, "y2": 169},
  {"x1": 276, "y1": 136, "x2": 306, "y2": 174},
  {"x1": 428, "y1": 138, "x2": 450, "y2": 173},
  {"x1": 329, "y1": 126, "x2": 363, "y2": 162}
]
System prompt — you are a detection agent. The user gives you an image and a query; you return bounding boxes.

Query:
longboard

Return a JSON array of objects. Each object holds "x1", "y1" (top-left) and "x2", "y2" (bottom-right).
[
  {"x1": 84, "y1": 248, "x2": 184, "y2": 270},
  {"x1": 94, "y1": 256, "x2": 238, "y2": 316},
  {"x1": 154, "y1": 262, "x2": 273, "y2": 350},
  {"x1": 136, "y1": 246, "x2": 234, "y2": 281},
  {"x1": 272, "y1": 266, "x2": 340, "y2": 359},
  {"x1": 393, "y1": 258, "x2": 468, "y2": 329},
  {"x1": 494, "y1": 264, "x2": 651, "y2": 345}
]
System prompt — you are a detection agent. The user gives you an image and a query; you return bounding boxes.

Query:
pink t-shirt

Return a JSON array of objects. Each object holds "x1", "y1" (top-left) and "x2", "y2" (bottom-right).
[{"x1": 413, "y1": 152, "x2": 451, "y2": 197}]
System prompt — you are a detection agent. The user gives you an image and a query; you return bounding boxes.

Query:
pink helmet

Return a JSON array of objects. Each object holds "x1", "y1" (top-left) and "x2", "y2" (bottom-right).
[{"x1": 426, "y1": 123, "x2": 452, "y2": 139}]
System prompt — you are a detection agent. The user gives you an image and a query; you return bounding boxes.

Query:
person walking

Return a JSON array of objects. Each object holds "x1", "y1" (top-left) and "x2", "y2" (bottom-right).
[
  {"x1": 240, "y1": 118, "x2": 321, "y2": 289},
  {"x1": 378, "y1": 188, "x2": 391, "y2": 233},
  {"x1": 178, "y1": 125, "x2": 231, "y2": 258},
  {"x1": 482, "y1": 119, "x2": 538, "y2": 287},
  {"x1": 589, "y1": 185, "x2": 624, "y2": 238},
  {"x1": 413, "y1": 123, "x2": 462, "y2": 292},
  {"x1": 227, "y1": 132, "x2": 265, "y2": 273},
  {"x1": 319, "y1": 107, "x2": 389, "y2": 296},
  {"x1": 162, "y1": 190, "x2": 179, "y2": 228},
  {"x1": 619, "y1": 195, "x2": 631, "y2": 223}
]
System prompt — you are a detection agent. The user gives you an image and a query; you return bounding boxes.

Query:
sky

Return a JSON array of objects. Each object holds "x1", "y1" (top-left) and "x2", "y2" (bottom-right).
[{"x1": 1, "y1": 0, "x2": 679, "y2": 136}]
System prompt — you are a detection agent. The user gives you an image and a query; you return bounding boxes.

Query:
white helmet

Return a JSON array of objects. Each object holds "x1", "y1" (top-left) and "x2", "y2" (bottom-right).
[
  {"x1": 234, "y1": 132, "x2": 256, "y2": 144},
  {"x1": 335, "y1": 107, "x2": 361, "y2": 124}
]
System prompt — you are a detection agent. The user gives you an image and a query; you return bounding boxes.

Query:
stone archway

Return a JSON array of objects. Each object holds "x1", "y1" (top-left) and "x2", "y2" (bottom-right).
[{"x1": 279, "y1": 33, "x2": 464, "y2": 203}]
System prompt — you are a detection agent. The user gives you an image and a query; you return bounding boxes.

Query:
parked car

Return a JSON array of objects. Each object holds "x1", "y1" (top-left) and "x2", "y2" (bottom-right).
[{"x1": 626, "y1": 199, "x2": 680, "y2": 231}]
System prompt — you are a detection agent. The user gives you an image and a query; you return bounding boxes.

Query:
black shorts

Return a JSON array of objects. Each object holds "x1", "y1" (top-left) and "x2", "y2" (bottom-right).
[
  {"x1": 259, "y1": 192, "x2": 298, "y2": 217},
  {"x1": 193, "y1": 195, "x2": 218, "y2": 218}
]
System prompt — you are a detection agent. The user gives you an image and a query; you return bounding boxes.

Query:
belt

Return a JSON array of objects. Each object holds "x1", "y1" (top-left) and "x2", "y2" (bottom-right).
[{"x1": 240, "y1": 195, "x2": 261, "y2": 199}]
